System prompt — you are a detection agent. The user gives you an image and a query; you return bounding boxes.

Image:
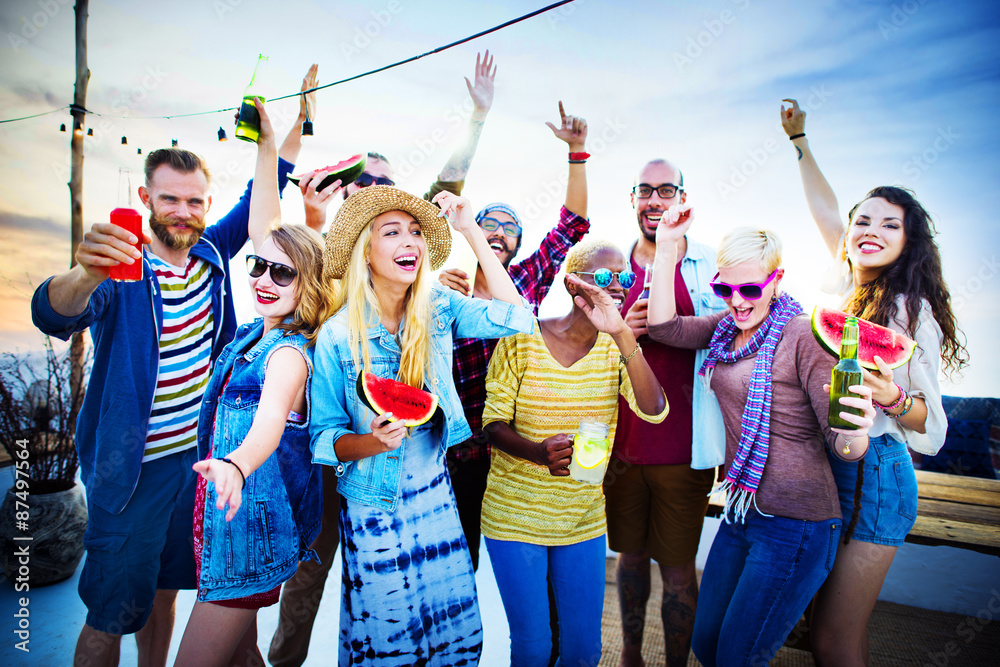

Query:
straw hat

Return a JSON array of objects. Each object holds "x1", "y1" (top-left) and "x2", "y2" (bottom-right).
[{"x1": 323, "y1": 185, "x2": 452, "y2": 280}]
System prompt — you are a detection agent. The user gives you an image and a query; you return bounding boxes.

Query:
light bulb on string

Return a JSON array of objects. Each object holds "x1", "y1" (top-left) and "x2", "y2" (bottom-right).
[
  {"x1": 121, "y1": 136, "x2": 128, "y2": 145},
  {"x1": 217, "y1": 127, "x2": 228, "y2": 142},
  {"x1": 87, "y1": 128, "x2": 94, "y2": 136},
  {"x1": 60, "y1": 123, "x2": 66, "y2": 132},
  {"x1": 301, "y1": 117, "x2": 313, "y2": 136},
  {"x1": 171, "y1": 139, "x2": 178, "y2": 147},
  {"x1": 73, "y1": 120, "x2": 83, "y2": 136}
]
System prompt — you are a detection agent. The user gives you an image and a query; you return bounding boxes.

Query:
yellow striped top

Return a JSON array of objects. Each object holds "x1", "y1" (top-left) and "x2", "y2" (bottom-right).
[{"x1": 481, "y1": 322, "x2": 668, "y2": 546}]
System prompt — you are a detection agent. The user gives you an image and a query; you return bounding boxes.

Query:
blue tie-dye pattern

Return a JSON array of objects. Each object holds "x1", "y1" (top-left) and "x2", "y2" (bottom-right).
[{"x1": 338, "y1": 417, "x2": 482, "y2": 665}]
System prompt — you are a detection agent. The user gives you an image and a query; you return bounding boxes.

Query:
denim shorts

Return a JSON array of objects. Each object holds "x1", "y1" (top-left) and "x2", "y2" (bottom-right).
[
  {"x1": 78, "y1": 447, "x2": 197, "y2": 634},
  {"x1": 828, "y1": 434, "x2": 918, "y2": 546}
]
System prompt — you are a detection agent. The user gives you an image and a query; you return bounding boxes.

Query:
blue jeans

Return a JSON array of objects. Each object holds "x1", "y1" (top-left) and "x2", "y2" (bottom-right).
[
  {"x1": 485, "y1": 535, "x2": 605, "y2": 667},
  {"x1": 79, "y1": 448, "x2": 197, "y2": 634},
  {"x1": 828, "y1": 433, "x2": 918, "y2": 546},
  {"x1": 692, "y1": 513, "x2": 841, "y2": 667}
]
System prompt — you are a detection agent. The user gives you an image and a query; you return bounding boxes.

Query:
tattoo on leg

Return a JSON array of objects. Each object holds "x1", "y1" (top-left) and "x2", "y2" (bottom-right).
[
  {"x1": 661, "y1": 581, "x2": 698, "y2": 667},
  {"x1": 618, "y1": 563, "x2": 651, "y2": 647}
]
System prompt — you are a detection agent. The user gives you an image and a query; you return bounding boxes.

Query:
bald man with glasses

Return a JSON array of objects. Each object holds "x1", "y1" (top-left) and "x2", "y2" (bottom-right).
[{"x1": 605, "y1": 158, "x2": 728, "y2": 667}]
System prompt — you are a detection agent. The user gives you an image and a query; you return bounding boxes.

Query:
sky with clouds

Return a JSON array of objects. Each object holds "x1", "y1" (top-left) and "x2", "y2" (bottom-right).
[{"x1": 1, "y1": 0, "x2": 998, "y2": 396}]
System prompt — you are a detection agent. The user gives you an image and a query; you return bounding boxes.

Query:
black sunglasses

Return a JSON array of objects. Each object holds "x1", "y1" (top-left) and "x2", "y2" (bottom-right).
[
  {"x1": 354, "y1": 172, "x2": 395, "y2": 188},
  {"x1": 246, "y1": 255, "x2": 298, "y2": 287},
  {"x1": 572, "y1": 269, "x2": 637, "y2": 289},
  {"x1": 632, "y1": 183, "x2": 682, "y2": 199}
]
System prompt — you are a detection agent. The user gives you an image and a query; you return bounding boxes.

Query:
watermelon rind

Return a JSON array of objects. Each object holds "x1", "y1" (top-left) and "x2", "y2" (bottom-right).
[
  {"x1": 288, "y1": 153, "x2": 367, "y2": 193},
  {"x1": 810, "y1": 306, "x2": 916, "y2": 371},
  {"x1": 355, "y1": 371, "x2": 439, "y2": 428}
]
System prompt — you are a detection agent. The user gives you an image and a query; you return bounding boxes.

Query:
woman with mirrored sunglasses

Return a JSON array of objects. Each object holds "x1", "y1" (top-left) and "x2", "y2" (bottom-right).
[
  {"x1": 176, "y1": 100, "x2": 334, "y2": 667},
  {"x1": 481, "y1": 239, "x2": 667, "y2": 666},
  {"x1": 781, "y1": 99, "x2": 967, "y2": 667},
  {"x1": 647, "y1": 218, "x2": 877, "y2": 667}
]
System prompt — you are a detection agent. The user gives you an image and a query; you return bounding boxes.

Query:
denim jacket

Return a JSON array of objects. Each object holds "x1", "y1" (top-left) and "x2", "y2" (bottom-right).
[
  {"x1": 311, "y1": 284, "x2": 534, "y2": 512},
  {"x1": 196, "y1": 319, "x2": 322, "y2": 602}
]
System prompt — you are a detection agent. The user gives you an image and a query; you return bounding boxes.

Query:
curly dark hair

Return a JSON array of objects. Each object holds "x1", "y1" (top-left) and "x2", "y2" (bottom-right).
[{"x1": 843, "y1": 186, "x2": 968, "y2": 377}]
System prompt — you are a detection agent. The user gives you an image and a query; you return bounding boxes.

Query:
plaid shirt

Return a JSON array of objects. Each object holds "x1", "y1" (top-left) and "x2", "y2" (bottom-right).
[{"x1": 449, "y1": 206, "x2": 590, "y2": 461}]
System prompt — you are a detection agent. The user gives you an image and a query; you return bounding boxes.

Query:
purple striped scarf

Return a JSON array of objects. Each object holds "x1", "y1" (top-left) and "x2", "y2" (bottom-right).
[{"x1": 699, "y1": 291, "x2": 803, "y2": 523}]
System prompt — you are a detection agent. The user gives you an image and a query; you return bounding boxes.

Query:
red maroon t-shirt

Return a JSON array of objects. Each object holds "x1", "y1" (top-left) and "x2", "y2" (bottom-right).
[{"x1": 612, "y1": 255, "x2": 696, "y2": 465}]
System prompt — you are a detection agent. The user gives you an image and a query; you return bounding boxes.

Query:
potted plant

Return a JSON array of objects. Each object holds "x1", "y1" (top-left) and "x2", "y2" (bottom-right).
[{"x1": 0, "y1": 337, "x2": 91, "y2": 586}]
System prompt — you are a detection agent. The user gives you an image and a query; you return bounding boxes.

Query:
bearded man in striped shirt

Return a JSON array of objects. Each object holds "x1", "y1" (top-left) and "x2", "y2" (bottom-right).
[{"x1": 32, "y1": 84, "x2": 314, "y2": 667}]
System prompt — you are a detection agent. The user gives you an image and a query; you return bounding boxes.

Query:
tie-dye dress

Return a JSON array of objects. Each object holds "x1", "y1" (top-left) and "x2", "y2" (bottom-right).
[{"x1": 338, "y1": 411, "x2": 483, "y2": 665}]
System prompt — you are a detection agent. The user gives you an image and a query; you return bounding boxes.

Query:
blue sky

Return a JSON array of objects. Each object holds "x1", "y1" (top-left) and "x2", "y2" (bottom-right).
[{"x1": 1, "y1": 0, "x2": 998, "y2": 396}]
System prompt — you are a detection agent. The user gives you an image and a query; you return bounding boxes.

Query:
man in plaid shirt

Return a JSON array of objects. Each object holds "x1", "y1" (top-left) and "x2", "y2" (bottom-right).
[{"x1": 438, "y1": 101, "x2": 590, "y2": 570}]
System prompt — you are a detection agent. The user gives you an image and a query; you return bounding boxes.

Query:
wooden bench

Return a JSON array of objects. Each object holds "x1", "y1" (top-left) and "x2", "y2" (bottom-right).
[{"x1": 707, "y1": 469, "x2": 1000, "y2": 556}]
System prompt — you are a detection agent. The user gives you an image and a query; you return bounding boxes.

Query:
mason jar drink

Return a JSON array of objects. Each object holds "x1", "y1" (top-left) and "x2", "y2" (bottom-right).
[{"x1": 569, "y1": 421, "x2": 611, "y2": 484}]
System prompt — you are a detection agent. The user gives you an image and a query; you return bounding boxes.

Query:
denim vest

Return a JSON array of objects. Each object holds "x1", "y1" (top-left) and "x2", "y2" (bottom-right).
[
  {"x1": 311, "y1": 284, "x2": 534, "y2": 512},
  {"x1": 196, "y1": 319, "x2": 322, "y2": 602}
]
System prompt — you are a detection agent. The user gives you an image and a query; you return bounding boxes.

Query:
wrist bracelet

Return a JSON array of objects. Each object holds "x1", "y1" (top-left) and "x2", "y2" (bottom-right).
[
  {"x1": 620, "y1": 343, "x2": 641, "y2": 366},
  {"x1": 874, "y1": 383, "x2": 906, "y2": 413},
  {"x1": 897, "y1": 393, "x2": 914, "y2": 417},
  {"x1": 568, "y1": 159, "x2": 587, "y2": 164},
  {"x1": 788, "y1": 133, "x2": 805, "y2": 140},
  {"x1": 569, "y1": 151, "x2": 591, "y2": 162},
  {"x1": 218, "y1": 457, "x2": 246, "y2": 489}
]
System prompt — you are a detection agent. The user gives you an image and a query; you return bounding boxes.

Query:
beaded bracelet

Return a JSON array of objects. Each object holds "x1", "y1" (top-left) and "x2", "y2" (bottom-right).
[
  {"x1": 897, "y1": 393, "x2": 915, "y2": 417},
  {"x1": 874, "y1": 383, "x2": 906, "y2": 415},
  {"x1": 217, "y1": 457, "x2": 246, "y2": 489}
]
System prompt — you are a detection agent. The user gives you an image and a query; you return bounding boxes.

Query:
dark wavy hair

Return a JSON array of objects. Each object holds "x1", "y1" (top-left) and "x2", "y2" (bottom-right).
[
  {"x1": 840, "y1": 186, "x2": 968, "y2": 544},
  {"x1": 843, "y1": 186, "x2": 968, "y2": 376}
]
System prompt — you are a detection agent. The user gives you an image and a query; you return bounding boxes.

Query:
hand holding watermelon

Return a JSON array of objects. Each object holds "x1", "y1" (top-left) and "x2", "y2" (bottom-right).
[
  {"x1": 861, "y1": 355, "x2": 903, "y2": 407},
  {"x1": 369, "y1": 413, "x2": 406, "y2": 451}
]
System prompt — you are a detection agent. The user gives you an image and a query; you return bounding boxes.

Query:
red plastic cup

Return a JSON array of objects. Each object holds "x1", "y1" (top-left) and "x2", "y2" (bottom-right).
[{"x1": 107, "y1": 207, "x2": 143, "y2": 282}]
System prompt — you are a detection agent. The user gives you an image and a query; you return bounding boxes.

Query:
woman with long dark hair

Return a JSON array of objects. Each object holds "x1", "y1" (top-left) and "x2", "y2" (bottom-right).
[{"x1": 781, "y1": 98, "x2": 968, "y2": 666}]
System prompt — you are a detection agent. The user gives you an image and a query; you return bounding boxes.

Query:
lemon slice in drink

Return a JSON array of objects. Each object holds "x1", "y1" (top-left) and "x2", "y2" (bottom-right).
[{"x1": 575, "y1": 438, "x2": 607, "y2": 469}]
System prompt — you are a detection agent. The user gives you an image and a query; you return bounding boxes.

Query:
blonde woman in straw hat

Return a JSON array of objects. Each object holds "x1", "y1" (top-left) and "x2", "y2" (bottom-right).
[{"x1": 310, "y1": 185, "x2": 533, "y2": 664}]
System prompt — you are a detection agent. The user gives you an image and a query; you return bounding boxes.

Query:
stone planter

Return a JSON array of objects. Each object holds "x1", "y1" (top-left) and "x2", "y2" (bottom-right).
[{"x1": 0, "y1": 481, "x2": 88, "y2": 586}]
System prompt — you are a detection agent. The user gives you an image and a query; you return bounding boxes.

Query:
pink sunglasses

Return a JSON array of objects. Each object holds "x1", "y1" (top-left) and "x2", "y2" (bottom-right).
[{"x1": 710, "y1": 269, "x2": 779, "y2": 300}]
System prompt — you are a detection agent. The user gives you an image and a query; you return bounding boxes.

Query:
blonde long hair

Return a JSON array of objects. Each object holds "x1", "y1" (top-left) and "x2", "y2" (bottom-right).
[
  {"x1": 329, "y1": 220, "x2": 433, "y2": 389},
  {"x1": 269, "y1": 225, "x2": 334, "y2": 346}
]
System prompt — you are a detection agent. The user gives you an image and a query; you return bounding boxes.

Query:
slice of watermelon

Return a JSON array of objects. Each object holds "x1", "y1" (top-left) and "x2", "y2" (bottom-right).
[
  {"x1": 355, "y1": 371, "x2": 439, "y2": 427},
  {"x1": 288, "y1": 153, "x2": 367, "y2": 192},
  {"x1": 810, "y1": 306, "x2": 916, "y2": 371}
]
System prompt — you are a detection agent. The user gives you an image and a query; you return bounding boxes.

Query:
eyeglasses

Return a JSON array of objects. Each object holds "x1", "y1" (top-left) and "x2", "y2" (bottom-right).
[
  {"x1": 246, "y1": 255, "x2": 298, "y2": 287},
  {"x1": 632, "y1": 183, "x2": 682, "y2": 199},
  {"x1": 478, "y1": 216, "x2": 522, "y2": 237},
  {"x1": 572, "y1": 269, "x2": 637, "y2": 289},
  {"x1": 354, "y1": 172, "x2": 395, "y2": 188},
  {"x1": 709, "y1": 269, "x2": 778, "y2": 300}
]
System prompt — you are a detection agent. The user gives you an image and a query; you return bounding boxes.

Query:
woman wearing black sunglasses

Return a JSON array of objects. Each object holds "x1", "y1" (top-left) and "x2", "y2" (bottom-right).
[
  {"x1": 480, "y1": 239, "x2": 667, "y2": 666},
  {"x1": 176, "y1": 99, "x2": 333, "y2": 666},
  {"x1": 647, "y1": 216, "x2": 877, "y2": 667}
]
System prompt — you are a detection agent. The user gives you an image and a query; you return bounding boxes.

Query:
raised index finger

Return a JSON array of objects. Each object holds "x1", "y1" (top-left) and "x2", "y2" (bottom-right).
[{"x1": 557, "y1": 100, "x2": 566, "y2": 124}]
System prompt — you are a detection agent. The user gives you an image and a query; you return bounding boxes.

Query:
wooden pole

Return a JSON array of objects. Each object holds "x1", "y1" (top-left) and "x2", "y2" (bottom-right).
[{"x1": 68, "y1": 0, "x2": 90, "y2": 432}]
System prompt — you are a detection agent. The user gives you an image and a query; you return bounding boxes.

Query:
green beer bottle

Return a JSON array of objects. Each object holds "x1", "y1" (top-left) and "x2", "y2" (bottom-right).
[
  {"x1": 828, "y1": 316, "x2": 865, "y2": 430},
  {"x1": 235, "y1": 54, "x2": 268, "y2": 143}
]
